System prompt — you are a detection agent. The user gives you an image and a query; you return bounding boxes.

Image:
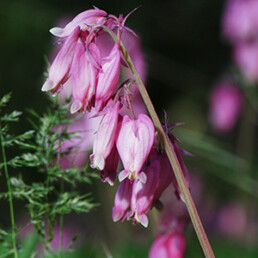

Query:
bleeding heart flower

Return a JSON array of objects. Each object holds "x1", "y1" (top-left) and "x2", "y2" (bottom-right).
[
  {"x1": 42, "y1": 26, "x2": 80, "y2": 93},
  {"x1": 50, "y1": 9, "x2": 107, "y2": 38},
  {"x1": 70, "y1": 42, "x2": 101, "y2": 113},
  {"x1": 95, "y1": 43, "x2": 121, "y2": 111},
  {"x1": 129, "y1": 160, "x2": 160, "y2": 227},
  {"x1": 112, "y1": 178, "x2": 132, "y2": 222},
  {"x1": 100, "y1": 145, "x2": 120, "y2": 186},
  {"x1": 116, "y1": 114, "x2": 155, "y2": 183},
  {"x1": 209, "y1": 82, "x2": 243, "y2": 133},
  {"x1": 149, "y1": 230, "x2": 186, "y2": 258},
  {"x1": 153, "y1": 151, "x2": 175, "y2": 205},
  {"x1": 90, "y1": 101, "x2": 120, "y2": 170}
]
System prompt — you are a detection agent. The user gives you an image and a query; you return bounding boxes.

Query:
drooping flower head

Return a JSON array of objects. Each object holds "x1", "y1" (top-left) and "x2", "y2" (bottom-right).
[
  {"x1": 42, "y1": 26, "x2": 80, "y2": 93},
  {"x1": 70, "y1": 41, "x2": 101, "y2": 113},
  {"x1": 95, "y1": 42, "x2": 121, "y2": 111},
  {"x1": 112, "y1": 178, "x2": 132, "y2": 222},
  {"x1": 116, "y1": 114, "x2": 155, "y2": 183},
  {"x1": 90, "y1": 101, "x2": 120, "y2": 170},
  {"x1": 129, "y1": 160, "x2": 160, "y2": 227}
]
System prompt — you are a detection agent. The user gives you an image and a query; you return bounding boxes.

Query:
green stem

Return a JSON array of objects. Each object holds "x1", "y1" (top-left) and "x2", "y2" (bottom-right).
[
  {"x1": 119, "y1": 42, "x2": 215, "y2": 258},
  {"x1": 0, "y1": 131, "x2": 18, "y2": 258},
  {"x1": 59, "y1": 181, "x2": 64, "y2": 258}
]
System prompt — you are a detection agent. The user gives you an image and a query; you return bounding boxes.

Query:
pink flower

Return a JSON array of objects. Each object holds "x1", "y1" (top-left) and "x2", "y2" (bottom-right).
[
  {"x1": 112, "y1": 178, "x2": 132, "y2": 222},
  {"x1": 95, "y1": 43, "x2": 121, "y2": 111},
  {"x1": 116, "y1": 114, "x2": 155, "y2": 182},
  {"x1": 217, "y1": 203, "x2": 247, "y2": 239},
  {"x1": 70, "y1": 42, "x2": 101, "y2": 113},
  {"x1": 209, "y1": 82, "x2": 243, "y2": 133},
  {"x1": 172, "y1": 144, "x2": 190, "y2": 203},
  {"x1": 129, "y1": 160, "x2": 160, "y2": 227},
  {"x1": 222, "y1": 0, "x2": 258, "y2": 42},
  {"x1": 100, "y1": 145, "x2": 119, "y2": 186},
  {"x1": 153, "y1": 152, "x2": 175, "y2": 205},
  {"x1": 57, "y1": 111, "x2": 102, "y2": 169},
  {"x1": 42, "y1": 26, "x2": 80, "y2": 93},
  {"x1": 90, "y1": 101, "x2": 120, "y2": 170},
  {"x1": 95, "y1": 30, "x2": 148, "y2": 116},
  {"x1": 234, "y1": 42, "x2": 258, "y2": 82},
  {"x1": 96, "y1": 29, "x2": 147, "y2": 83},
  {"x1": 50, "y1": 9, "x2": 107, "y2": 38},
  {"x1": 149, "y1": 231, "x2": 186, "y2": 258}
]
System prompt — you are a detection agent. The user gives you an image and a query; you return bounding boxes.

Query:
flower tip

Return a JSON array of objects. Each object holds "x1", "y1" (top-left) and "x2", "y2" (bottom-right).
[
  {"x1": 90, "y1": 154, "x2": 105, "y2": 171},
  {"x1": 138, "y1": 171, "x2": 147, "y2": 184},
  {"x1": 101, "y1": 176, "x2": 115, "y2": 186},
  {"x1": 41, "y1": 79, "x2": 55, "y2": 92},
  {"x1": 138, "y1": 214, "x2": 148, "y2": 228},
  {"x1": 118, "y1": 170, "x2": 129, "y2": 182},
  {"x1": 49, "y1": 27, "x2": 64, "y2": 37},
  {"x1": 70, "y1": 100, "x2": 83, "y2": 114},
  {"x1": 106, "y1": 180, "x2": 115, "y2": 186},
  {"x1": 112, "y1": 207, "x2": 123, "y2": 222}
]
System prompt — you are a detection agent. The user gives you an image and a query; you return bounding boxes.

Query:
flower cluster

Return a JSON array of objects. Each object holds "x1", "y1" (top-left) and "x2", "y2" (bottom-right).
[
  {"x1": 223, "y1": 0, "x2": 258, "y2": 82},
  {"x1": 42, "y1": 8, "x2": 189, "y2": 228}
]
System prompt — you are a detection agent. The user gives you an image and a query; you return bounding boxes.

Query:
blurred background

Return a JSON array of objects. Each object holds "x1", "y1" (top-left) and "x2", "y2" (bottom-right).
[{"x1": 0, "y1": 0, "x2": 257, "y2": 257}]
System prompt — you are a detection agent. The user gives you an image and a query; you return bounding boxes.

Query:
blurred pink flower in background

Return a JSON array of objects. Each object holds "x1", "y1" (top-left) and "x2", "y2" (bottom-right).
[
  {"x1": 223, "y1": 0, "x2": 258, "y2": 82},
  {"x1": 57, "y1": 112, "x2": 102, "y2": 169},
  {"x1": 217, "y1": 202, "x2": 247, "y2": 239},
  {"x1": 149, "y1": 230, "x2": 186, "y2": 258},
  {"x1": 49, "y1": 225, "x2": 77, "y2": 250},
  {"x1": 18, "y1": 219, "x2": 80, "y2": 252},
  {"x1": 234, "y1": 42, "x2": 258, "y2": 82},
  {"x1": 222, "y1": 0, "x2": 258, "y2": 42},
  {"x1": 209, "y1": 82, "x2": 243, "y2": 133}
]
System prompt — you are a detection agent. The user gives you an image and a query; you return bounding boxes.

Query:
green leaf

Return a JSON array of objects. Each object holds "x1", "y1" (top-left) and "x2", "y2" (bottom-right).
[
  {"x1": 0, "y1": 93, "x2": 12, "y2": 107},
  {"x1": 19, "y1": 231, "x2": 39, "y2": 258},
  {"x1": 1, "y1": 111, "x2": 22, "y2": 123}
]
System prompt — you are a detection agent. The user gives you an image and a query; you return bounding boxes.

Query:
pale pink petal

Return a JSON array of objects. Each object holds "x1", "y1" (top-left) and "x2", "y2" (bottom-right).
[
  {"x1": 42, "y1": 27, "x2": 80, "y2": 92},
  {"x1": 95, "y1": 43, "x2": 121, "y2": 111},
  {"x1": 90, "y1": 102, "x2": 120, "y2": 170},
  {"x1": 50, "y1": 9, "x2": 107, "y2": 38}
]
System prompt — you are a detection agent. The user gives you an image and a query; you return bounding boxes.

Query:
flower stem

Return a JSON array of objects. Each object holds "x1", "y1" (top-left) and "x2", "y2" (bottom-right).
[
  {"x1": 120, "y1": 42, "x2": 215, "y2": 258},
  {"x1": 0, "y1": 131, "x2": 18, "y2": 258},
  {"x1": 59, "y1": 181, "x2": 64, "y2": 258}
]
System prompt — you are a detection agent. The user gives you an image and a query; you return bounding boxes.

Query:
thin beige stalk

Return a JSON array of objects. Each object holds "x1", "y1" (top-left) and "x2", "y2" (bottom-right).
[{"x1": 119, "y1": 42, "x2": 215, "y2": 258}]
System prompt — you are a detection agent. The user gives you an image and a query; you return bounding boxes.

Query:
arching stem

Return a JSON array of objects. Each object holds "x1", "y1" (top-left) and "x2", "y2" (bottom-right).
[{"x1": 119, "y1": 41, "x2": 215, "y2": 258}]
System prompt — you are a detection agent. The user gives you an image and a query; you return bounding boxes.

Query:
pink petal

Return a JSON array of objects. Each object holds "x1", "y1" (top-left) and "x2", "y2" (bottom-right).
[
  {"x1": 50, "y1": 9, "x2": 107, "y2": 38},
  {"x1": 42, "y1": 26, "x2": 80, "y2": 92}
]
